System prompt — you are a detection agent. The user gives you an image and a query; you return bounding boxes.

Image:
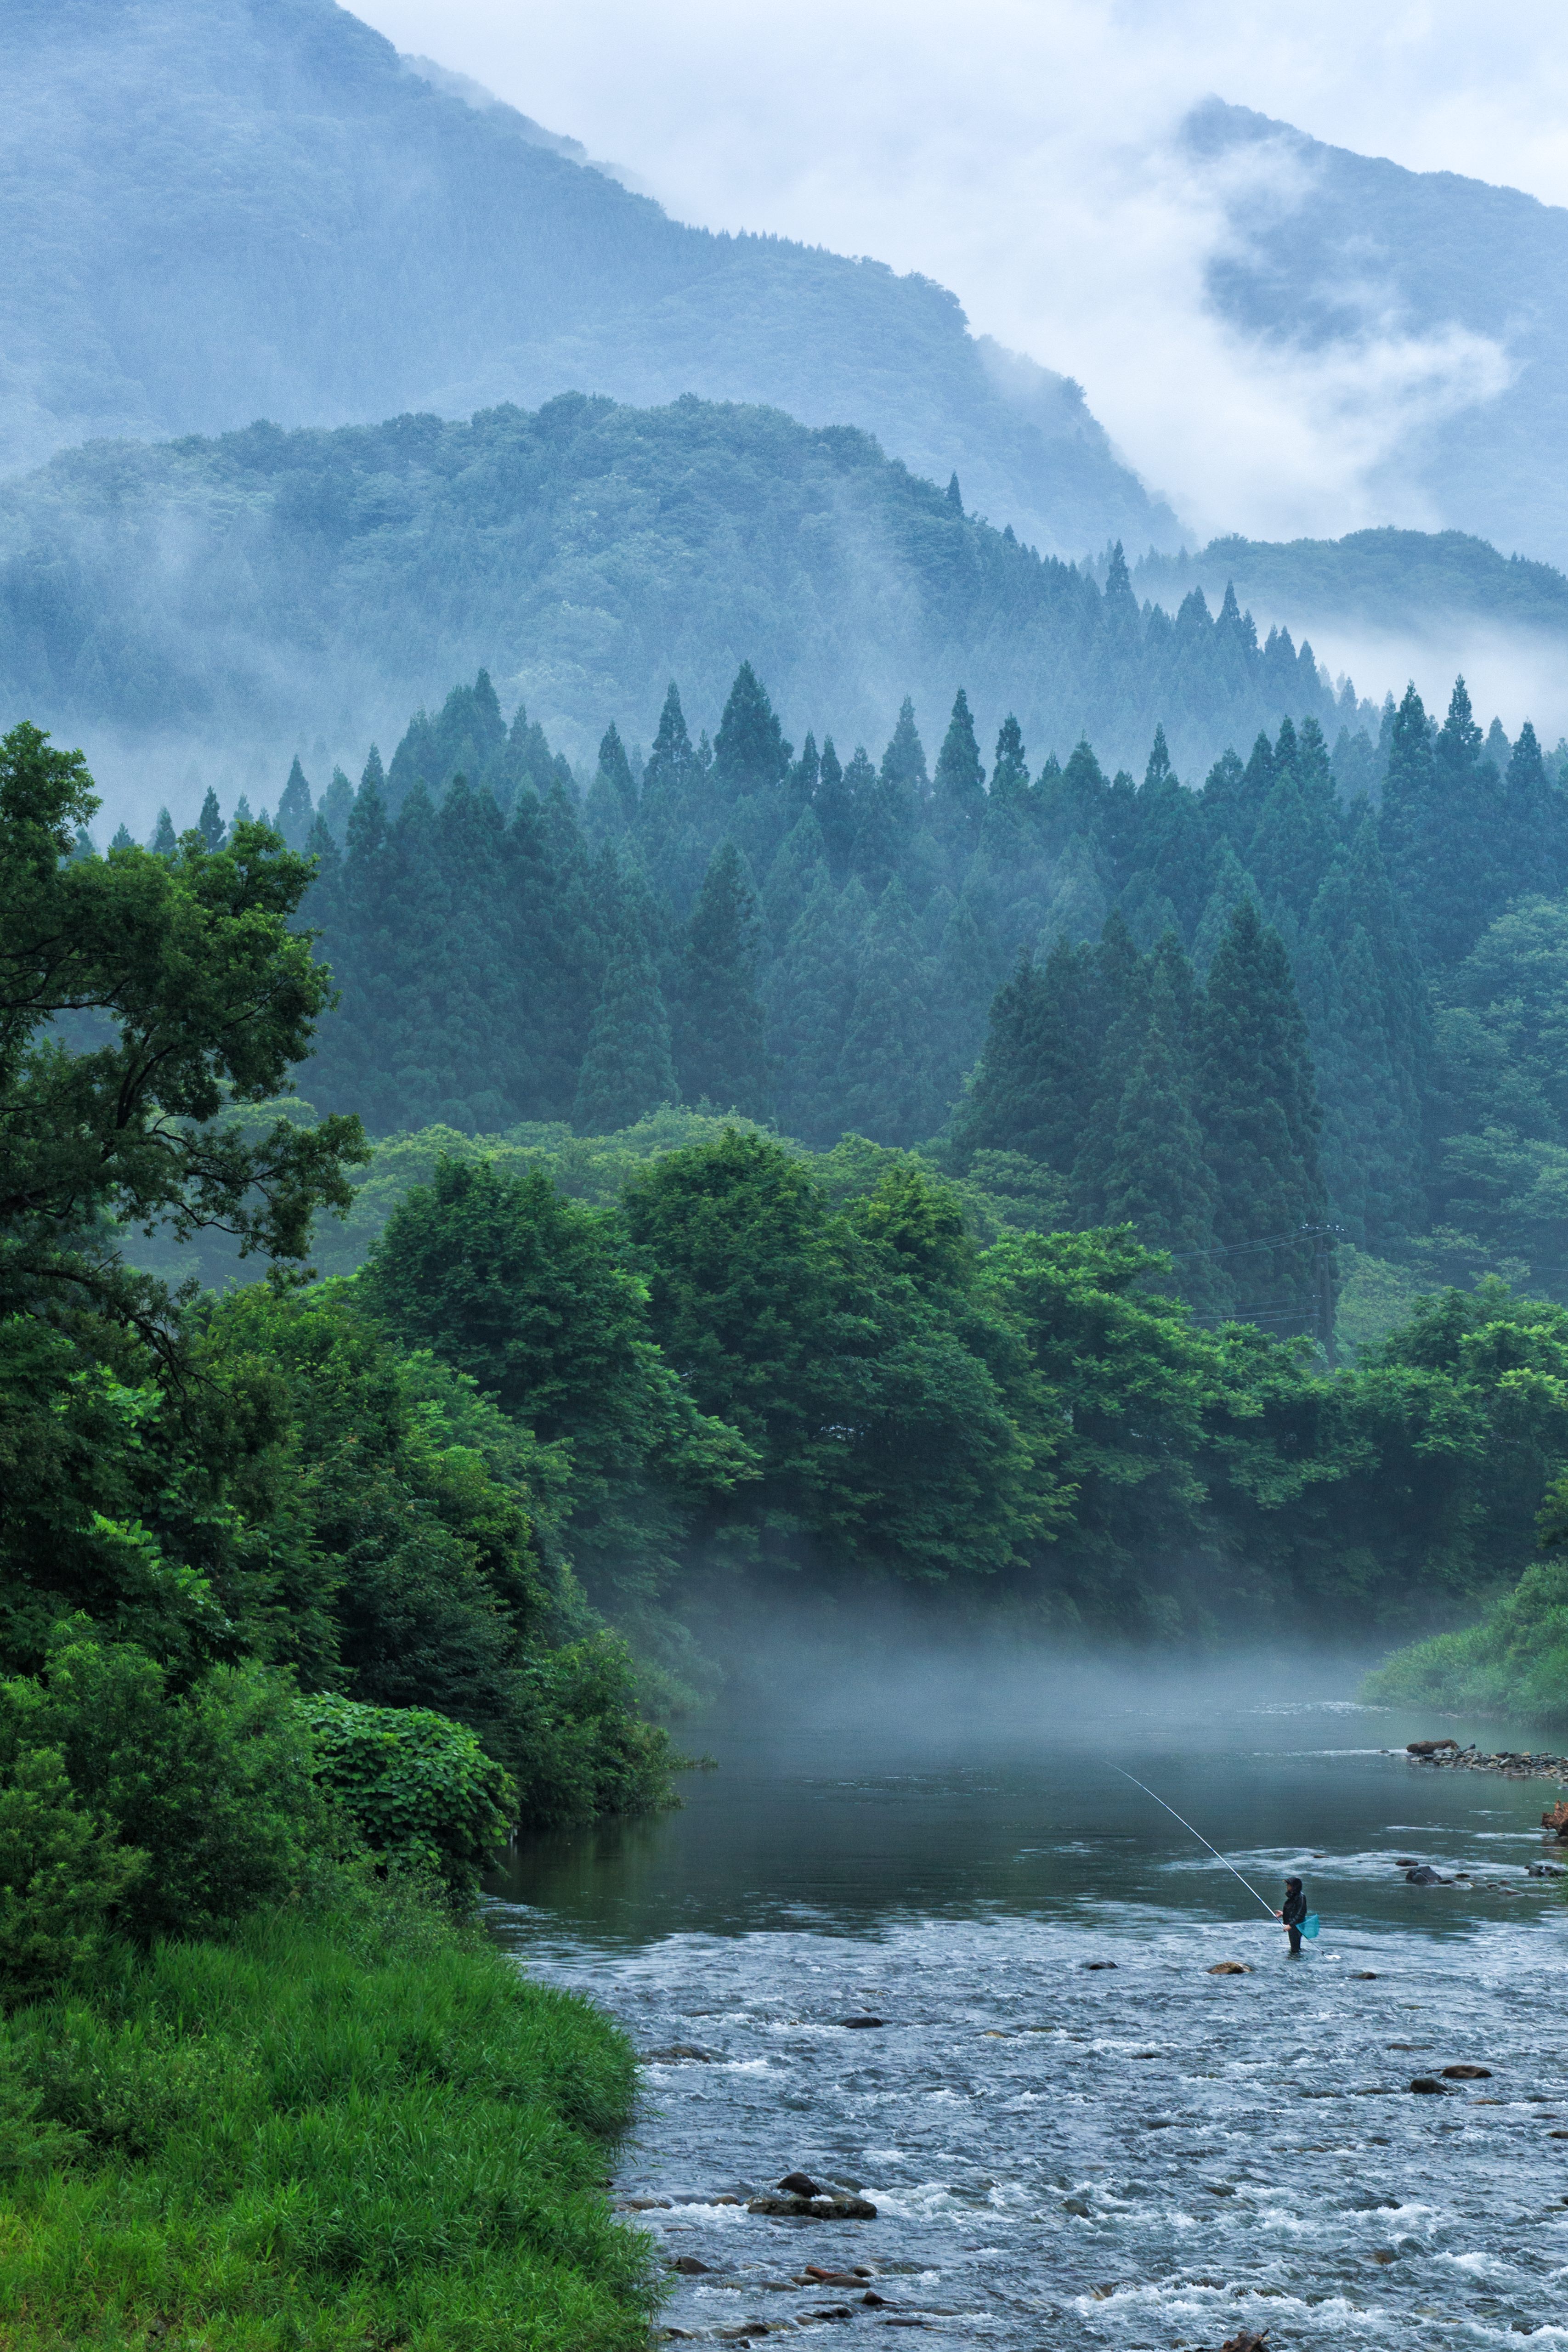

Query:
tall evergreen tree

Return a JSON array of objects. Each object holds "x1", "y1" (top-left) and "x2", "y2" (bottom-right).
[
  {"x1": 952, "y1": 938, "x2": 1100, "y2": 1175},
  {"x1": 1195, "y1": 898, "x2": 1327, "y2": 1330},
  {"x1": 573, "y1": 934, "x2": 677, "y2": 1135},
  {"x1": 836, "y1": 880, "x2": 942, "y2": 1146},
  {"x1": 196, "y1": 787, "x2": 226, "y2": 853},
  {"x1": 933, "y1": 687, "x2": 985, "y2": 851},
  {"x1": 1500, "y1": 718, "x2": 1565, "y2": 899},
  {"x1": 762, "y1": 808, "x2": 830, "y2": 950},
  {"x1": 674, "y1": 841, "x2": 769, "y2": 1116},
  {"x1": 275, "y1": 757, "x2": 314, "y2": 849},
  {"x1": 990, "y1": 715, "x2": 1030, "y2": 813},
  {"x1": 814, "y1": 736, "x2": 855, "y2": 877},
  {"x1": 766, "y1": 874, "x2": 866, "y2": 1144},
  {"x1": 149, "y1": 807, "x2": 177, "y2": 856},
  {"x1": 584, "y1": 721, "x2": 638, "y2": 840},
  {"x1": 713, "y1": 662, "x2": 790, "y2": 806},
  {"x1": 1104, "y1": 961, "x2": 1220, "y2": 1304}
]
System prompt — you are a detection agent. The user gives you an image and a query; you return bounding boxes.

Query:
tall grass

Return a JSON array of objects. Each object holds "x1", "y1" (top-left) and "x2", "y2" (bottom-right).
[{"x1": 0, "y1": 1874, "x2": 660, "y2": 2349}]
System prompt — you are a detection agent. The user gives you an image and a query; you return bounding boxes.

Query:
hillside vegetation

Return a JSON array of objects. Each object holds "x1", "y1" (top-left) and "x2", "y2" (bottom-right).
[{"x1": 0, "y1": 394, "x2": 1360, "y2": 797}]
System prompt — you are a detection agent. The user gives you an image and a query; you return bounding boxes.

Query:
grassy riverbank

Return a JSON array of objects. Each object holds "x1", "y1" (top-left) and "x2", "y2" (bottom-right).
[{"x1": 0, "y1": 1875, "x2": 659, "y2": 2351}]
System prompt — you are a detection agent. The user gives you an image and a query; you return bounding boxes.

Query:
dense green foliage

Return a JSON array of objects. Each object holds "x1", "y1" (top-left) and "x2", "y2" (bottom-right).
[
  {"x1": 0, "y1": 722, "x2": 676, "y2": 2010},
  {"x1": 302, "y1": 1696, "x2": 516, "y2": 1901},
  {"x1": 260, "y1": 651, "x2": 1568, "y2": 1325},
  {"x1": 0, "y1": 1876, "x2": 657, "y2": 2351},
  {"x1": 312, "y1": 1118, "x2": 1568, "y2": 1647}
]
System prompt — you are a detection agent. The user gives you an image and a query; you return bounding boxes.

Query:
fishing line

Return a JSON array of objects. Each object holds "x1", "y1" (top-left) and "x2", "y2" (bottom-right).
[{"x1": 1107, "y1": 1763, "x2": 1282, "y2": 1923}]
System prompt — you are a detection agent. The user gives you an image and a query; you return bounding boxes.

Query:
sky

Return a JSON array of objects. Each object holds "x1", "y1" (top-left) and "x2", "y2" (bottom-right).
[{"x1": 353, "y1": 0, "x2": 1568, "y2": 549}]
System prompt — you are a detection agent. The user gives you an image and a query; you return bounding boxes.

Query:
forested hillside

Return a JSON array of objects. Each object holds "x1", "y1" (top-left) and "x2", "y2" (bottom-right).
[
  {"x1": 0, "y1": 395, "x2": 1364, "y2": 811},
  {"x1": 0, "y1": 0, "x2": 1170, "y2": 559},
  {"x1": 1136, "y1": 530, "x2": 1568, "y2": 654},
  {"x1": 133, "y1": 642, "x2": 1568, "y2": 1335},
  {"x1": 1186, "y1": 100, "x2": 1568, "y2": 568}
]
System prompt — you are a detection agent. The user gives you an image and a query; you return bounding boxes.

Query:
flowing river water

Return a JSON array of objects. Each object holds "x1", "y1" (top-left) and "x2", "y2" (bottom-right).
[{"x1": 487, "y1": 1657, "x2": 1568, "y2": 2350}]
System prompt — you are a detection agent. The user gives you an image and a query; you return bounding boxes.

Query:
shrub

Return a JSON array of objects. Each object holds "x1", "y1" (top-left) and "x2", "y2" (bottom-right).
[
  {"x1": 303, "y1": 1693, "x2": 516, "y2": 1900},
  {"x1": 0, "y1": 1631, "x2": 328, "y2": 1968},
  {"x1": 0, "y1": 1744, "x2": 142, "y2": 2008}
]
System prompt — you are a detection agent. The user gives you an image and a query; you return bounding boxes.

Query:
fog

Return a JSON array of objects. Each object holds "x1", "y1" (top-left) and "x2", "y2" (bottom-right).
[{"x1": 354, "y1": 0, "x2": 1567, "y2": 546}]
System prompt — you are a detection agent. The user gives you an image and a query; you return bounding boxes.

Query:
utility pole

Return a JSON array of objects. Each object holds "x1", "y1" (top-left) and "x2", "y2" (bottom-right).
[{"x1": 1314, "y1": 1227, "x2": 1338, "y2": 1370}]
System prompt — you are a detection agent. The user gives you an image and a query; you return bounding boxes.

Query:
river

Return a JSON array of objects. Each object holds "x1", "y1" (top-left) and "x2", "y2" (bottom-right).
[{"x1": 487, "y1": 1653, "x2": 1568, "y2": 2349}]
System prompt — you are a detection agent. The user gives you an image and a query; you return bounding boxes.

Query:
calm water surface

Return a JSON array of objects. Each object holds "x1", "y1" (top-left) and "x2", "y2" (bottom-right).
[{"x1": 487, "y1": 1661, "x2": 1568, "y2": 2349}]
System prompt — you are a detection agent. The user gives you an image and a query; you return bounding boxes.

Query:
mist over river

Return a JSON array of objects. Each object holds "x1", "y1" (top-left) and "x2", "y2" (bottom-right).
[{"x1": 487, "y1": 1657, "x2": 1568, "y2": 2348}]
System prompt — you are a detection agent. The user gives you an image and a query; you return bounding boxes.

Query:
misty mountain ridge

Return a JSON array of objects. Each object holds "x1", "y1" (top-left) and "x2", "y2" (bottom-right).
[
  {"x1": 0, "y1": 0, "x2": 1172, "y2": 560},
  {"x1": 0, "y1": 391, "x2": 1378, "y2": 828},
  {"x1": 1185, "y1": 98, "x2": 1568, "y2": 568}
]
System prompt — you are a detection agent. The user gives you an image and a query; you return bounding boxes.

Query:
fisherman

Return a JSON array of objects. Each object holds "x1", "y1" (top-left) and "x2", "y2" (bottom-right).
[{"x1": 1276, "y1": 1876, "x2": 1308, "y2": 1956}]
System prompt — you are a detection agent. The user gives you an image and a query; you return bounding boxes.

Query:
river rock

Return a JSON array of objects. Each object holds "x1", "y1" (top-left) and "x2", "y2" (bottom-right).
[
  {"x1": 1410, "y1": 2075, "x2": 1447, "y2": 2094},
  {"x1": 670, "y1": 2255, "x2": 714, "y2": 2274},
  {"x1": 1217, "y1": 2333, "x2": 1271, "y2": 2352},
  {"x1": 1350, "y1": 1970, "x2": 1379, "y2": 1979},
  {"x1": 748, "y1": 2192, "x2": 878, "y2": 2220},
  {"x1": 838, "y1": 2015, "x2": 884, "y2": 2028},
  {"x1": 1208, "y1": 1961, "x2": 1250, "y2": 1974},
  {"x1": 802, "y1": 2265, "x2": 872, "y2": 2284},
  {"x1": 1441, "y1": 2064, "x2": 1492, "y2": 2079},
  {"x1": 647, "y1": 2043, "x2": 716, "y2": 2062},
  {"x1": 1543, "y1": 1800, "x2": 1568, "y2": 1838},
  {"x1": 1405, "y1": 1866, "x2": 1449, "y2": 1884},
  {"x1": 778, "y1": 2172, "x2": 823, "y2": 2194},
  {"x1": 1083, "y1": 1960, "x2": 1118, "y2": 1970},
  {"x1": 1407, "y1": 1739, "x2": 1459, "y2": 1756}
]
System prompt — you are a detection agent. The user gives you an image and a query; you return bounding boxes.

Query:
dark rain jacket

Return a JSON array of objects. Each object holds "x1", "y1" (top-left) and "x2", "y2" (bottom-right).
[{"x1": 1281, "y1": 1887, "x2": 1308, "y2": 1928}]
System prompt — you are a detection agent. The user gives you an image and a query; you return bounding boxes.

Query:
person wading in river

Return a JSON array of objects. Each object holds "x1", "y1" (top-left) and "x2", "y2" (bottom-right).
[{"x1": 1275, "y1": 1876, "x2": 1308, "y2": 1956}]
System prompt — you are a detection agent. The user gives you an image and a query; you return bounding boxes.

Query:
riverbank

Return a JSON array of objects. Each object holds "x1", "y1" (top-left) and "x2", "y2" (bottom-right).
[
  {"x1": 1395, "y1": 1740, "x2": 1568, "y2": 1785},
  {"x1": 0, "y1": 1872, "x2": 660, "y2": 2351}
]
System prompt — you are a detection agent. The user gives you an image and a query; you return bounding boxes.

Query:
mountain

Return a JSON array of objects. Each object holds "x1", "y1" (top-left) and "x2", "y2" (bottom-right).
[
  {"x1": 1185, "y1": 100, "x2": 1568, "y2": 568},
  {"x1": 0, "y1": 0, "x2": 1174, "y2": 560},
  {"x1": 0, "y1": 393, "x2": 1370, "y2": 825}
]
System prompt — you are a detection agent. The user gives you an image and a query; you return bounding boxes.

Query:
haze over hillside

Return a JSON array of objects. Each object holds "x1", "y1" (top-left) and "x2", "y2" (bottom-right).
[
  {"x1": 1187, "y1": 100, "x2": 1568, "y2": 568},
  {"x1": 0, "y1": 0, "x2": 1174, "y2": 561},
  {"x1": 0, "y1": 394, "x2": 1374, "y2": 830}
]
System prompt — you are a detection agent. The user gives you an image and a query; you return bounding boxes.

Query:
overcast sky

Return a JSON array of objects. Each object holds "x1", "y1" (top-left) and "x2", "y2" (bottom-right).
[{"x1": 354, "y1": 0, "x2": 1567, "y2": 547}]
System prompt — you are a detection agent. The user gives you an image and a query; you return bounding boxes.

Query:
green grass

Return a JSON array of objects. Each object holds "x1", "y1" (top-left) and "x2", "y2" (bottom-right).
[
  {"x1": 0, "y1": 1874, "x2": 660, "y2": 2349},
  {"x1": 1364, "y1": 1556, "x2": 1568, "y2": 1729}
]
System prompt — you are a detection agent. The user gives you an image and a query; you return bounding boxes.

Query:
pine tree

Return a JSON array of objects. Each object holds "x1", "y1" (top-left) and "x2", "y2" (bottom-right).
[
  {"x1": 766, "y1": 875, "x2": 866, "y2": 1144},
  {"x1": 584, "y1": 721, "x2": 637, "y2": 840},
  {"x1": 1298, "y1": 814, "x2": 1429, "y2": 1247},
  {"x1": 762, "y1": 808, "x2": 830, "y2": 950},
  {"x1": 1104, "y1": 961, "x2": 1219, "y2": 1301},
  {"x1": 946, "y1": 472, "x2": 963, "y2": 513},
  {"x1": 317, "y1": 766, "x2": 354, "y2": 845},
  {"x1": 573, "y1": 937, "x2": 677, "y2": 1135},
  {"x1": 1133, "y1": 726, "x2": 1212, "y2": 939},
  {"x1": 713, "y1": 662, "x2": 790, "y2": 805},
  {"x1": 149, "y1": 807, "x2": 177, "y2": 856},
  {"x1": 1500, "y1": 719, "x2": 1565, "y2": 898},
  {"x1": 109, "y1": 824, "x2": 134, "y2": 851},
  {"x1": 197, "y1": 788, "x2": 226, "y2": 853},
  {"x1": 360, "y1": 744, "x2": 387, "y2": 801},
  {"x1": 927, "y1": 887, "x2": 1005, "y2": 1108},
  {"x1": 673, "y1": 841, "x2": 769, "y2": 1116},
  {"x1": 1068, "y1": 914, "x2": 1149, "y2": 1223},
  {"x1": 951, "y1": 938, "x2": 1100, "y2": 1175},
  {"x1": 933, "y1": 687, "x2": 986, "y2": 852},
  {"x1": 1195, "y1": 898, "x2": 1327, "y2": 1330},
  {"x1": 814, "y1": 736, "x2": 855, "y2": 876},
  {"x1": 275, "y1": 757, "x2": 314, "y2": 850},
  {"x1": 880, "y1": 698, "x2": 929, "y2": 801},
  {"x1": 836, "y1": 879, "x2": 942, "y2": 1146},
  {"x1": 990, "y1": 715, "x2": 1030, "y2": 813}
]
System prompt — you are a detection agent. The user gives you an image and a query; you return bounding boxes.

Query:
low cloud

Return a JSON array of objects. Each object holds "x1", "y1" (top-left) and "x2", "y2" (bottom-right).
[{"x1": 353, "y1": 0, "x2": 1566, "y2": 547}]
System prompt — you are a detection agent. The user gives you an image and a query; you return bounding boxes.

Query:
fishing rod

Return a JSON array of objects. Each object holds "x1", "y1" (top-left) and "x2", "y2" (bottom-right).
[{"x1": 1107, "y1": 1764, "x2": 1282, "y2": 1924}]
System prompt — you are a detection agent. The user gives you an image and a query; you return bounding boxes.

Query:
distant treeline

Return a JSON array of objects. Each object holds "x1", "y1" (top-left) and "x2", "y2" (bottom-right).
[
  {"x1": 0, "y1": 397, "x2": 1376, "y2": 781},
  {"x1": 128, "y1": 650, "x2": 1568, "y2": 1328}
]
